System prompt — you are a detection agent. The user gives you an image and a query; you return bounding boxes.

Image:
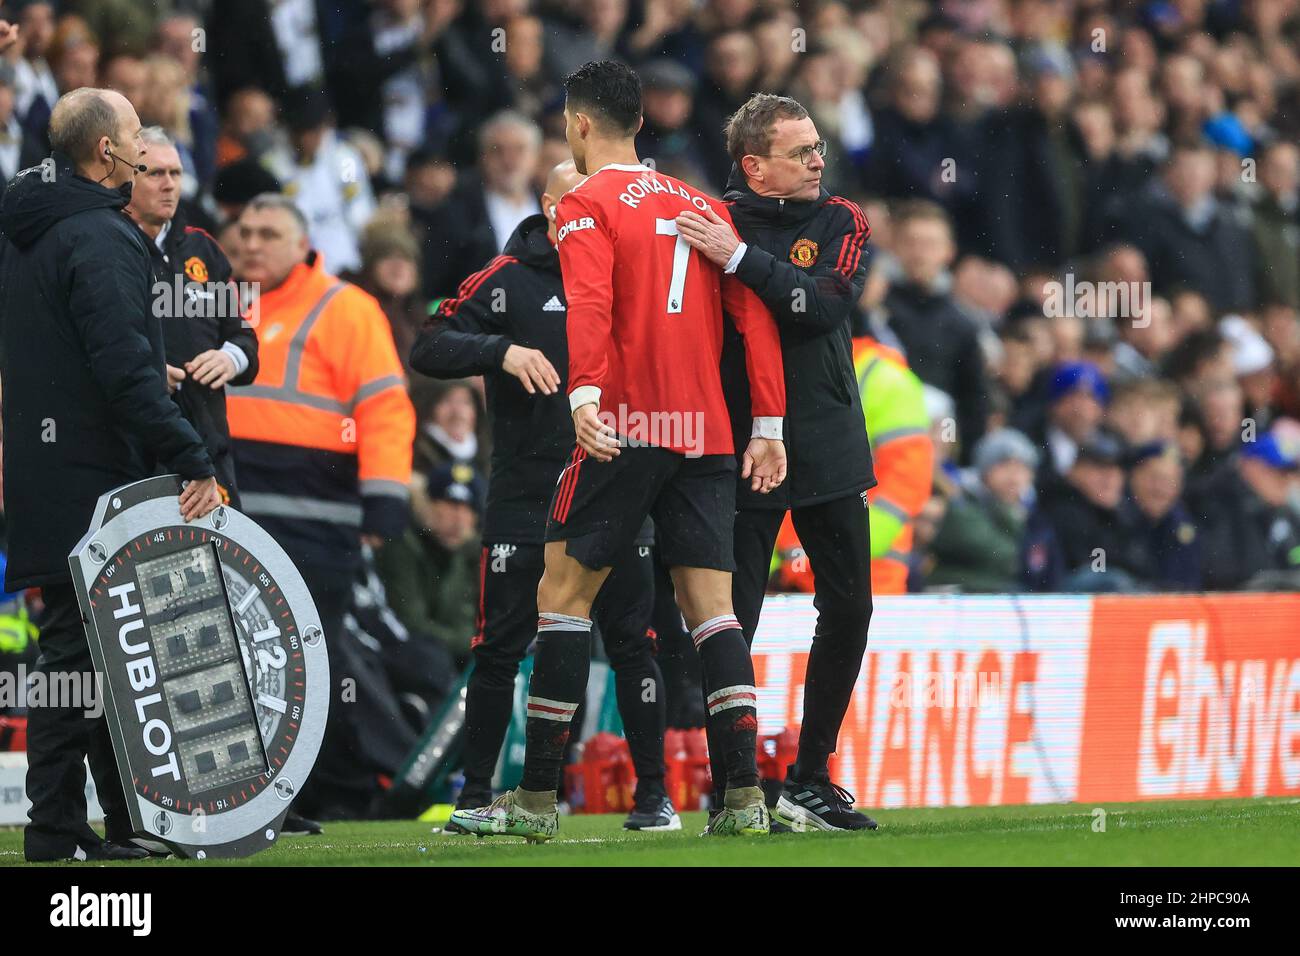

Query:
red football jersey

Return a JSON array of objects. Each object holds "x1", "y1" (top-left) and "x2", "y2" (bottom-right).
[{"x1": 556, "y1": 163, "x2": 785, "y2": 456}]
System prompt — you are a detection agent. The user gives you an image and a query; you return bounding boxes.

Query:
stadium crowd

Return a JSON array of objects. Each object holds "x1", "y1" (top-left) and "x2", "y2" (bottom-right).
[{"x1": 2, "y1": 0, "x2": 1300, "y2": 693}]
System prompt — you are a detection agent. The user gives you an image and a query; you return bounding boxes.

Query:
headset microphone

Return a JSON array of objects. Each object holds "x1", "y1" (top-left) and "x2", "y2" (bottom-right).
[{"x1": 106, "y1": 148, "x2": 147, "y2": 173}]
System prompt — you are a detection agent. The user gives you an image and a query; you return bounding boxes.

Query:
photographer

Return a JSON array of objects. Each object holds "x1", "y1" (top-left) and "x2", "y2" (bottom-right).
[{"x1": 0, "y1": 87, "x2": 219, "y2": 862}]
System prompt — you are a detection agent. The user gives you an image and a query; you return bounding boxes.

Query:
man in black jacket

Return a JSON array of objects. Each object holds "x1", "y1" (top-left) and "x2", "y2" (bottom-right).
[
  {"x1": 1122, "y1": 145, "x2": 1255, "y2": 313},
  {"x1": 0, "y1": 88, "x2": 220, "y2": 862},
  {"x1": 882, "y1": 200, "x2": 989, "y2": 460},
  {"x1": 421, "y1": 112, "x2": 543, "y2": 299},
  {"x1": 126, "y1": 127, "x2": 259, "y2": 506},
  {"x1": 1023, "y1": 433, "x2": 1130, "y2": 591},
  {"x1": 675, "y1": 94, "x2": 877, "y2": 831},
  {"x1": 1186, "y1": 434, "x2": 1300, "y2": 591},
  {"x1": 410, "y1": 161, "x2": 676, "y2": 832}
]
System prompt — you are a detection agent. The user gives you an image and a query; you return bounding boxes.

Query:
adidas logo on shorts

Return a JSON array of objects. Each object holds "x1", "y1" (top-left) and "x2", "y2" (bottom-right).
[{"x1": 543, "y1": 295, "x2": 565, "y2": 312}]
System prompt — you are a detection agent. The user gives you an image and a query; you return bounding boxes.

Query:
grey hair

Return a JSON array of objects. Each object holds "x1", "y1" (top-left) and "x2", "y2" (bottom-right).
[
  {"x1": 139, "y1": 125, "x2": 174, "y2": 149},
  {"x1": 724, "y1": 93, "x2": 809, "y2": 165},
  {"x1": 243, "y1": 192, "x2": 310, "y2": 237},
  {"x1": 49, "y1": 88, "x2": 120, "y2": 166},
  {"x1": 478, "y1": 110, "x2": 543, "y2": 154}
]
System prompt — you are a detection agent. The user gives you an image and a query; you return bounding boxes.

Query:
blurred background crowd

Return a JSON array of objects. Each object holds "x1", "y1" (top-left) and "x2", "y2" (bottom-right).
[{"x1": 3, "y1": 0, "x2": 1300, "y2": 683}]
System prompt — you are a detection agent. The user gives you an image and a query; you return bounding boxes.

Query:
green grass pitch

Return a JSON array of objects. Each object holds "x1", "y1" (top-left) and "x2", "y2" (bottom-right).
[{"x1": 4, "y1": 797, "x2": 1298, "y2": 866}]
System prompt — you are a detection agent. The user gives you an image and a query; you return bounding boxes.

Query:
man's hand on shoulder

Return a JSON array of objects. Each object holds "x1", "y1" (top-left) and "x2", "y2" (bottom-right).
[
  {"x1": 741, "y1": 437, "x2": 787, "y2": 494},
  {"x1": 572, "y1": 402, "x2": 620, "y2": 462},
  {"x1": 675, "y1": 206, "x2": 740, "y2": 268},
  {"x1": 503, "y1": 344, "x2": 560, "y2": 395}
]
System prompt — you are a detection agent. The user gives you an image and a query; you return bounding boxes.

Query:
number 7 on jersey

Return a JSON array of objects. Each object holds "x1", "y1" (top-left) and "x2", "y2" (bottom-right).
[{"x1": 655, "y1": 217, "x2": 691, "y2": 314}]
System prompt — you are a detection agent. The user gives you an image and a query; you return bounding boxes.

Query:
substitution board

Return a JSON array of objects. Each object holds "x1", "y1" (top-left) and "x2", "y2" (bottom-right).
[{"x1": 69, "y1": 475, "x2": 329, "y2": 858}]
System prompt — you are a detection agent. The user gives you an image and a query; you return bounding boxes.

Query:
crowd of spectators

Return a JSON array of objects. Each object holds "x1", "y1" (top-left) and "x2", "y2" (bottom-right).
[{"x1": 3, "y1": 0, "x2": 1300, "y2": 677}]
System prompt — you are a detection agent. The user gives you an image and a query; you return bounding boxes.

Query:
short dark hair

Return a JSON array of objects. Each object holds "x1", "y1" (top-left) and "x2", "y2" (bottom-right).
[
  {"x1": 564, "y1": 60, "x2": 642, "y2": 136},
  {"x1": 49, "y1": 88, "x2": 120, "y2": 167},
  {"x1": 724, "y1": 94, "x2": 808, "y2": 165}
]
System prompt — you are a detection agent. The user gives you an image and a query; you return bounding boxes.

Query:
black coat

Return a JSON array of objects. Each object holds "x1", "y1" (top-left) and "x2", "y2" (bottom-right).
[
  {"x1": 882, "y1": 282, "x2": 989, "y2": 460},
  {"x1": 410, "y1": 214, "x2": 573, "y2": 544},
  {"x1": 1022, "y1": 480, "x2": 1125, "y2": 591},
  {"x1": 418, "y1": 177, "x2": 540, "y2": 301},
  {"x1": 1124, "y1": 187, "x2": 1255, "y2": 312},
  {"x1": 204, "y1": 0, "x2": 292, "y2": 107},
  {"x1": 720, "y1": 169, "x2": 876, "y2": 510},
  {"x1": 863, "y1": 108, "x2": 977, "y2": 221},
  {"x1": 0, "y1": 130, "x2": 47, "y2": 185},
  {"x1": 969, "y1": 106, "x2": 1075, "y2": 270},
  {"x1": 0, "y1": 155, "x2": 213, "y2": 590},
  {"x1": 146, "y1": 211, "x2": 260, "y2": 505},
  {"x1": 1116, "y1": 497, "x2": 1202, "y2": 591},
  {"x1": 1186, "y1": 463, "x2": 1300, "y2": 591}
]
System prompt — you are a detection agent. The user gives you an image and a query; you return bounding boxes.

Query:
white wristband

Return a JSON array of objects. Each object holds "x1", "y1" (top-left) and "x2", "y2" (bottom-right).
[
  {"x1": 569, "y1": 385, "x2": 602, "y2": 415},
  {"x1": 724, "y1": 242, "x2": 748, "y2": 274},
  {"x1": 751, "y1": 416, "x2": 783, "y2": 440}
]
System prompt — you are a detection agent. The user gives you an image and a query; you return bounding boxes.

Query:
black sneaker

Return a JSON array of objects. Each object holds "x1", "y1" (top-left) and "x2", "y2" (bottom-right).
[
  {"x1": 25, "y1": 838, "x2": 150, "y2": 863},
  {"x1": 282, "y1": 811, "x2": 324, "y2": 836},
  {"x1": 773, "y1": 774, "x2": 879, "y2": 832},
  {"x1": 623, "y1": 792, "x2": 682, "y2": 831}
]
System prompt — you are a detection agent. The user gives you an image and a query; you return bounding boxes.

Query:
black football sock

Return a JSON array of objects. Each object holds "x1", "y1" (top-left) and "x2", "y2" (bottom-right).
[
  {"x1": 519, "y1": 613, "x2": 592, "y2": 795},
  {"x1": 705, "y1": 681, "x2": 727, "y2": 809},
  {"x1": 790, "y1": 754, "x2": 831, "y2": 784},
  {"x1": 693, "y1": 614, "x2": 759, "y2": 792}
]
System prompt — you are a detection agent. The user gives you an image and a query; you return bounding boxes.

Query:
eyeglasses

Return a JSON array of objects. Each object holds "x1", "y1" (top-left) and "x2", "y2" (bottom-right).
[{"x1": 769, "y1": 140, "x2": 827, "y2": 166}]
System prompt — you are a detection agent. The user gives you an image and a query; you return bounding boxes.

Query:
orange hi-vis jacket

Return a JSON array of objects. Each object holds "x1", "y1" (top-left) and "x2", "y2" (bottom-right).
[
  {"x1": 228, "y1": 253, "x2": 415, "y2": 567},
  {"x1": 774, "y1": 337, "x2": 933, "y2": 595}
]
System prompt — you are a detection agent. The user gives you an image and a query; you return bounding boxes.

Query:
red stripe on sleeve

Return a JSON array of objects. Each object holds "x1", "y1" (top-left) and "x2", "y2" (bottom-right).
[
  {"x1": 436, "y1": 256, "x2": 517, "y2": 319},
  {"x1": 825, "y1": 197, "x2": 870, "y2": 279}
]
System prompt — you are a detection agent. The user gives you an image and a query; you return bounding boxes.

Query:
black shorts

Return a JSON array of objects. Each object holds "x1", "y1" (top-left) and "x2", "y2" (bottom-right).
[{"x1": 545, "y1": 445, "x2": 736, "y2": 572}]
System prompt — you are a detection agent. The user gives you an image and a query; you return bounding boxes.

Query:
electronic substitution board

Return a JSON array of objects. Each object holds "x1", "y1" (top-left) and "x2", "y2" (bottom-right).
[{"x1": 69, "y1": 475, "x2": 329, "y2": 859}]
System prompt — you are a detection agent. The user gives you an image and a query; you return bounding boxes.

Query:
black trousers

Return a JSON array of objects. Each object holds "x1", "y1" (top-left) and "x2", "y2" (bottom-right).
[
  {"x1": 715, "y1": 494, "x2": 873, "y2": 792},
  {"x1": 24, "y1": 581, "x2": 132, "y2": 856},
  {"x1": 462, "y1": 540, "x2": 664, "y2": 793},
  {"x1": 288, "y1": 561, "x2": 374, "y2": 817}
]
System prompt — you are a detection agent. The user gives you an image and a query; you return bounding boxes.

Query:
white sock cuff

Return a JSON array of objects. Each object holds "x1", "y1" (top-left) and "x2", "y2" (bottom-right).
[
  {"x1": 690, "y1": 614, "x2": 741, "y2": 648},
  {"x1": 537, "y1": 612, "x2": 593, "y2": 632}
]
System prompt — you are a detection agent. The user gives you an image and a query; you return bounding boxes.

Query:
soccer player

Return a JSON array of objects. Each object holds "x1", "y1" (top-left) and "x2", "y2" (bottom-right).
[
  {"x1": 412, "y1": 160, "x2": 679, "y2": 832},
  {"x1": 450, "y1": 60, "x2": 787, "y2": 841}
]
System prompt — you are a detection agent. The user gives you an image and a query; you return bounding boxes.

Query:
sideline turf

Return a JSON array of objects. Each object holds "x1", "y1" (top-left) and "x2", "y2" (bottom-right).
[{"x1": 3, "y1": 797, "x2": 1296, "y2": 866}]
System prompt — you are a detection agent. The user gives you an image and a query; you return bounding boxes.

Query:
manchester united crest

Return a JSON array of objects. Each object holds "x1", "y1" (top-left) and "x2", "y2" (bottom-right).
[
  {"x1": 790, "y1": 238, "x2": 819, "y2": 268},
  {"x1": 184, "y1": 256, "x2": 209, "y2": 283}
]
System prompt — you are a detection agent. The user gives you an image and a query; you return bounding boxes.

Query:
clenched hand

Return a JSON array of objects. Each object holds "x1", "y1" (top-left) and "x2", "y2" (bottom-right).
[{"x1": 0, "y1": 21, "x2": 18, "y2": 53}]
